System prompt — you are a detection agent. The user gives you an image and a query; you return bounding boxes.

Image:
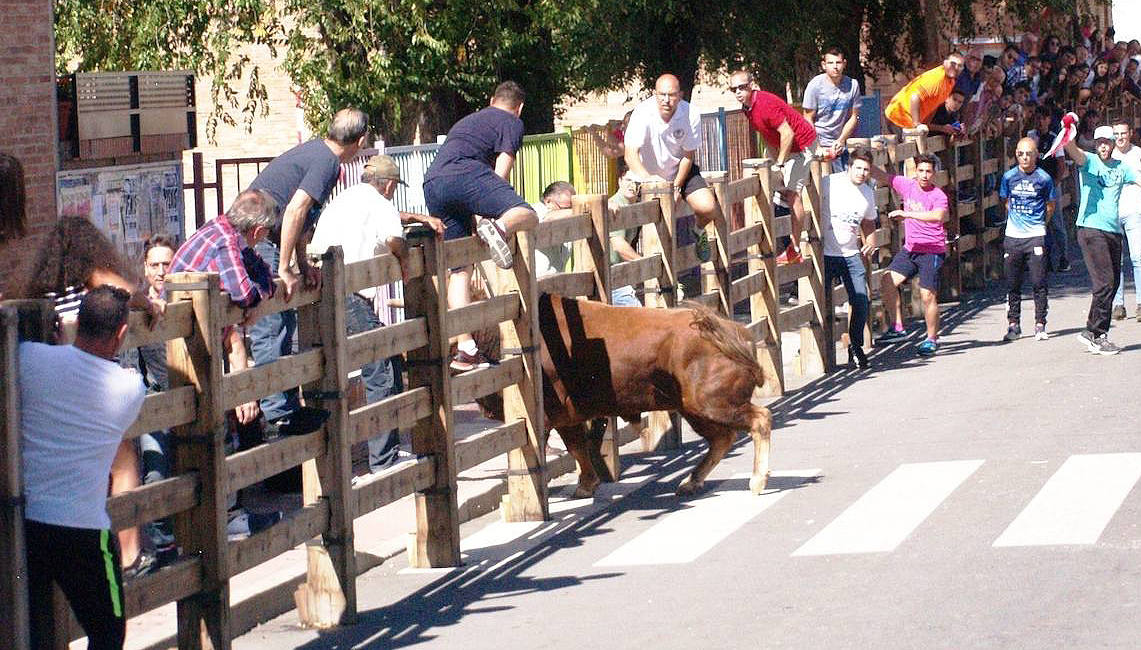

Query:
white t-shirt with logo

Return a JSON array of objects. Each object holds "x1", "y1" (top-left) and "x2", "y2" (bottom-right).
[
  {"x1": 821, "y1": 171, "x2": 877, "y2": 257},
  {"x1": 624, "y1": 97, "x2": 702, "y2": 179},
  {"x1": 310, "y1": 183, "x2": 406, "y2": 299},
  {"x1": 1113, "y1": 145, "x2": 1141, "y2": 218}
]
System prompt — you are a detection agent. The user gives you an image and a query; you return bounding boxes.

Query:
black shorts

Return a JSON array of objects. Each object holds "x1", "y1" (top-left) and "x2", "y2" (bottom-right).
[
  {"x1": 423, "y1": 169, "x2": 530, "y2": 241},
  {"x1": 678, "y1": 163, "x2": 709, "y2": 198},
  {"x1": 888, "y1": 249, "x2": 945, "y2": 291}
]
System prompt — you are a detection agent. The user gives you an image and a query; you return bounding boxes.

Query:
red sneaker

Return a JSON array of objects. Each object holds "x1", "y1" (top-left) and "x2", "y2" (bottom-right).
[{"x1": 775, "y1": 244, "x2": 803, "y2": 265}]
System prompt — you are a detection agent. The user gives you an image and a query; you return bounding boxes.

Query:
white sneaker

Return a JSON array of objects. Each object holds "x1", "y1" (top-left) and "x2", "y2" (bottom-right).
[
  {"x1": 1034, "y1": 324, "x2": 1048, "y2": 341},
  {"x1": 476, "y1": 218, "x2": 513, "y2": 269}
]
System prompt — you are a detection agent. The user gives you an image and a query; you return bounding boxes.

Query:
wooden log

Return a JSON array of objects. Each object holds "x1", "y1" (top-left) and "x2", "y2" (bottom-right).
[
  {"x1": 345, "y1": 318, "x2": 428, "y2": 373},
  {"x1": 727, "y1": 223, "x2": 765, "y2": 256},
  {"x1": 742, "y1": 158, "x2": 784, "y2": 397},
  {"x1": 445, "y1": 293, "x2": 520, "y2": 340},
  {"x1": 107, "y1": 473, "x2": 200, "y2": 531},
  {"x1": 780, "y1": 302, "x2": 816, "y2": 328},
  {"x1": 455, "y1": 420, "x2": 529, "y2": 472},
  {"x1": 405, "y1": 236, "x2": 461, "y2": 567},
  {"x1": 120, "y1": 299, "x2": 194, "y2": 350},
  {"x1": 797, "y1": 155, "x2": 833, "y2": 375},
  {"x1": 230, "y1": 503, "x2": 330, "y2": 578},
  {"x1": 124, "y1": 557, "x2": 204, "y2": 618},
  {"x1": 165, "y1": 272, "x2": 231, "y2": 650},
  {"x1": 220, "y1": 348, "x2": 323, "y2": 413},
  {"x1": 342, "y1": 249, "x2": 421, "y2": 295},
  {"x1": 451, "y1": 355, "x2": 525, "y2": 405},
  {"x1": 353, "y1": 455, "x2": 436, "y2": 516},
  {"x1": 441, "y1": 235, "x2": 488, "y2": 270},
  {"x1": 724, "y1": 175, "x2": 760, "y2": 207},
  {"x1": 0, "y1": 305, "x2": 30, "y2": 650},
  {"x1": 610, "y1": 255, "x2": 663, "y2": 289},
  {"x1": 730, "y1": 269, "x2": 768, "y2": 305},
  {"x1": 226, "y1": 430, "x2": 325, "y2": 494},
  {"x1": 218, "y1": 280, "x2": 320, "y2": 330},
  {"x1": 533, "y1": 214, "x2": 593, "y2": 249},
  {"x1": 609, "y1": 199, "x2": 662, "y2": 232},
  {"x1": 776, "y1": 260, "x2": 812, "y2": 285},
  {"x1": 348, "y1": 387, "x2": 432, "y2": 447},
  {"x1": 123, "y1": 385, "x2": 197, "y2": 441},
  {"x1": 537, "y1": 271, "x2": 596, "y2": 298}
]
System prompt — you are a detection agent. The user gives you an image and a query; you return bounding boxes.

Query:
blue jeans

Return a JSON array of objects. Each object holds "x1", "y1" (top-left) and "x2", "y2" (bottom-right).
[
  {"x1": 824, "y1": 254, "x2": 869, "y2": 345},
  {"x1": 610, "y1": 284, "x2": 641, "y2": 306},
  {"x1": 1114, "y1": 213, "x2": 1141, "y2": 308},
  {"x1": 249, "y1": 240, "x2": 299, "y2": 421},
  {"x1": 346, "y1": 294, "x2": 404, "y2": 472}
]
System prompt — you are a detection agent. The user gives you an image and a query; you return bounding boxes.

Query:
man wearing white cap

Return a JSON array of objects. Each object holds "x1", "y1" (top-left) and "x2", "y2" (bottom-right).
[
  {"x1": 311, "y1": 155, "x2": 443, "y2": 471},
  {"x1": 1062, "y1": 117, "x2": 1141, "y2": 354}
]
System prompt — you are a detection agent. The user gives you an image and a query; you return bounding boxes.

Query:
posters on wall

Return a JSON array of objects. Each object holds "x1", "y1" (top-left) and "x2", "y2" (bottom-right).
[{"x1": 56, "y1": 160, "x2": 184, "y2": 262}]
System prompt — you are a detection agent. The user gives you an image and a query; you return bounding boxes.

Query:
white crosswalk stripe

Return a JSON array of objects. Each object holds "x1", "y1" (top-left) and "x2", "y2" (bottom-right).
[
  {"x1": 594, "y1": 470, "x2": 820, "y2": 566},
  {"x1": 993, "y1": 453, "x2": 1141, "y2": 547},
  {"x1": 792, "y1": 459, "x2": 984, "y2": 556}
]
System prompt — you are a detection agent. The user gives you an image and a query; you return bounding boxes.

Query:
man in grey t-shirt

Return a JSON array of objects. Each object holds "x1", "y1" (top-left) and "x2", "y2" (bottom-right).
[{"x1": 802, "y1": 47, "x2": 862, "y2": 172}]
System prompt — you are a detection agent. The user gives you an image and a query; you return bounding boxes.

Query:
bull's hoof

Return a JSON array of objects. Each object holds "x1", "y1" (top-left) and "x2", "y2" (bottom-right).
[
  {"x1": 675, "y1": 478, "x2": 704, "y2": 497},
  {"x1": 749, "y1": 472, "x2": 770, "y2": 495},
  {"x1": 572, "y1": 477, "x2": 601, "y2": 499}
]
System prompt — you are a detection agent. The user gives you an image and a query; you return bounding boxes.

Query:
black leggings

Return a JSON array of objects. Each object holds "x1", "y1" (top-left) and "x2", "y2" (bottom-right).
[{"x1": 26, "y1": 520, "x2": 126, "y2": 650}]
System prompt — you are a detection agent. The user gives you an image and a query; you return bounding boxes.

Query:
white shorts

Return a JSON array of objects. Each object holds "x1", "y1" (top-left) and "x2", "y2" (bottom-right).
[{"x1": 773, "y1": 143, "x2": 816, "y2": 207}]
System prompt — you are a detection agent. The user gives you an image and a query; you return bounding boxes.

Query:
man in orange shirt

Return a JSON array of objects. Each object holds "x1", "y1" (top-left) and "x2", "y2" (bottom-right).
[{"x1": 884, "y1": 52, "x2": 966, "y2": 130}]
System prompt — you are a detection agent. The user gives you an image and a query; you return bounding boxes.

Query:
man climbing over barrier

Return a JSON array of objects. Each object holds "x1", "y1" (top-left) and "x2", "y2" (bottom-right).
[
  {"x1": 999, "y1": 137, "x2": 1056, "y2": 342},
  {"x1": 868, "y1": 153, "x2": 950, "y2": 357},
  {"x1": 729, "y1": 69, "x2": 817, "y2": 264},
  {"x1": 422, "y1": 80, "x2": 538, "y2": 372},
  {"x1": 884, "y1": 52, "x2": 965, "y2": 134},
  {"x1": 624, "y1": 73, "x2": 724, "y2": 266}
]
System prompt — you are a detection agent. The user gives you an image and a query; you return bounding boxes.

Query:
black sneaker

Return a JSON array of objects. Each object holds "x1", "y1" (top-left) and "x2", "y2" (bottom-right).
[
  {"x1": 1003, "y1": 323, "x2": 1021, "y2": 342},
  {"x1": 876, "y1": 328, "x2": 907, "y2": 344},
  {"x1": 1057, "y1": 259, "x2": 1072, "y2": 272},
  {"x1": 450, "y1": 350, "x2": 495, "y2": 372},
  {"x1": 1090, "y1": 335, "x2": 1121, "y2": 356},
  {"x1": 269, "y1": 406, "x2": 330, "y2": 437},
  {"x1": 849, "y1": 345, "x2": 868, "y2": 369},
  {"x1": 122, "y1": 550, "x2": 157, "y2": 581},
  {"x1": 1112, "y1": 305, "x2": 1127, "y2": 320},
  {"x1": 1076, "y1": 330, "x2": 1098, "y2": 353}
]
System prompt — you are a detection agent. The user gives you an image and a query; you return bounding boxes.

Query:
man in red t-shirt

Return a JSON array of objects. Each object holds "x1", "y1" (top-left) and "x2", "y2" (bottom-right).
[{"x1": 729, "y1": 70, "x2": 818, "y2": 263}]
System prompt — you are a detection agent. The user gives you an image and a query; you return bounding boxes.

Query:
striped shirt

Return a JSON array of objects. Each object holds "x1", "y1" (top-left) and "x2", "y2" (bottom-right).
[{"x1": 170, "y1": 214, "x2": 275, "y2": 308}]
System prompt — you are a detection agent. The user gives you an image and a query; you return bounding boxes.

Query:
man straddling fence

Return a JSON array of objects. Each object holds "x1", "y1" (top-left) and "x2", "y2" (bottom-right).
[
  {"x1": 1062, "y1": 116, "x2": 1141, "y2": 355},
  {"x1": 729, "y1": 69, "x2": 817, "y2": 265},
  {"x1": 310, "y1": 155, "x2": 443, "y2": 472},
  {"x1": 999, "y1": 137, "x2": 1056, "y2": 343},
  {"x1": 883, "y1": 52, "x2": 966, "y2": 134},
  {"x1": 421, "y1": 80, "x2": 538, "y2": 372},
  {"x1": 869, "y1": 153, "x2": 950, "y2": 357},
  {"x1": 246, "y1": 107, "x2": 369, "y2": 435},
  {"x1": 20, "y1": 285, "x2": 146, "y2": 650},
  {"x1": 802, "y1": 47, "x2": 862, "y2": 173},
  {"x1": 821, "y1": 147, "x2": 878, "y2": 368},
  {"x1": 624, "y1": 73, "x2": 724, "y2": 266}
]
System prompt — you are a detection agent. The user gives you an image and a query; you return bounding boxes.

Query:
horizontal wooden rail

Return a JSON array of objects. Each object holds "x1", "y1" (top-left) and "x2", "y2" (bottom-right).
[
  {"x1": 221, "y1": 348, "x2": 324, "y2": 412},
  {"x1": 445, "y1": 293, "x2": 520, "y2": 340},
  {"x1": 776, "y1": 260, "x2": 812, "y2": 285},
  {"x1": 345, "y1": 317, "x2": 429, "y2": 372},
  {"x1": 108, "y1": 473, "x2": 200, "y2": 531},
  {"x1": 727, "y1": 224, "x2": 764, "y2": 256},
  {"x1": 780, "y1": 302, "x2": 816, "y2": 328},
  {"x1": 724, "y1": 176, "x2": 760, "y2": 207},
  {"x1": 226, "y1": 429, "x2": 326, "y2": 494},
  {"x1": 353, "y1": 455, "x2": 437, "y2": 516},
  {"x1": 123, "y1": 385, "x2": 196, "y2": 441},
  {"x1": 745, "y1": 317, "x2": 771, "y2": 343},
  {"x1": 442, "y1": 235, "x2": 490, "y2": 270},
  {"x1": 124, "y1": 557, "x2": 203, "y2": 616},
  {"x1": 348, "y1": 387, "x2": 432, "y2": 447},
  {"x1": 455, "y1": 420, "x2": 529, "y2": 472},
  {"x1": 611, "y1": 255, "x2": 663, "y2": 288},
  {"x1": 120, "y1": 300, "x2": 194, "y2": 350},
  {"x1": 538, "y1": 271, "x2": 596, "y2": 298},
  {"x1": 217, "y1": 281, "x2": 321, "y2": 329},
  {"x1": 227, "y1": 502, "x2": 330, "y2": 578},
  {"x1": 610, "y1": 200, "x2": 663, "y2": 232},
  {"x1": 343, "y1": 249, "x2": 423, "y2": 295},
  {"x1": 730, "y1": 270, "x2": 767, "y2": 305},
  {"x1": 451, "y1": 355, "x2": 525, "y2": 404},
  {"x1": 533, "y1": 214, "x2": 593, "y2": 249}
]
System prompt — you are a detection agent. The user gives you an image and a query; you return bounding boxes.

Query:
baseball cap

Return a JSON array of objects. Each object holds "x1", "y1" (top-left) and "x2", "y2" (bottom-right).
[
  {"x1": 1093, "y1": 125, "x2": 1115, "y2": 141},
  {"x1": 363, "y1": 154, "x2": 407, "y2": 186}
]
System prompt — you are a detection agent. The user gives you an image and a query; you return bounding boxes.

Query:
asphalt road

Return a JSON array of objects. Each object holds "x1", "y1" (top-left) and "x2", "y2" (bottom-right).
[{"x1": 235, "y1": 267, "x2": 1141, "y2": 650}]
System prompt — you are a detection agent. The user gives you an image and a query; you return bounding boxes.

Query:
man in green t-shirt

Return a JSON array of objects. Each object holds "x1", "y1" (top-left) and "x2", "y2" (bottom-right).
[{"x1": 607, "y1": 169, "x2": 644, "y2": 306}]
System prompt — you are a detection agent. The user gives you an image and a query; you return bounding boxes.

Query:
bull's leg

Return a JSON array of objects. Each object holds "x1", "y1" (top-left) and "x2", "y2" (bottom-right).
[
  {"x1": 748, "y1": 406, "x2": 772, "y2": 494},
  {"x1": 676, "y1": 422, "x2": 736, "y2": 497},
  {"x1": 556, "y1": 424, "x2": 605, "y2": 498}
]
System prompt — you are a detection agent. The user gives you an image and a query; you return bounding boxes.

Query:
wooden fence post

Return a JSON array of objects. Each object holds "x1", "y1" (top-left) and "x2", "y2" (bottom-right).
[
  {"x1": 579, "y1": 194, "x2": 623, "y2": 480},
  {"x1": 165, "y1": 272, "x2": 231, "y2": 650},
  {"x1": 294, "y1": 246, "x2": 356, "y2": 627},
  {"x1": 498, "y1": 228, "x2": 549, "y2": 523},
  {"x1": 798, "y1": 155, "x2": 833, "y2": 374},
  {"x1": 639, "y1": 181, "x2": 682, "y2": 451},
  {"x1": 705, "y1": 171, "x2": 733, "y2": 316},
  {"x1": 742, "y1": 159, "x2": 785, "y2": 397},
  {"x1": 405, "y1": 236, "x2": 461, "y2": 567}
]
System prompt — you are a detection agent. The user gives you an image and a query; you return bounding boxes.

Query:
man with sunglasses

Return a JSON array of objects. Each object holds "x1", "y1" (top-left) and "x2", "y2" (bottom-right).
[
  {"x1": 1062, "y1": 117, "x2": 1141, "y2": 354},
  {"x1": 999, "y1": 137, "x2": 1056, "y2": 343},
  {"x1": 729, "y1": 69, "x2": 817, "y2": 264}
]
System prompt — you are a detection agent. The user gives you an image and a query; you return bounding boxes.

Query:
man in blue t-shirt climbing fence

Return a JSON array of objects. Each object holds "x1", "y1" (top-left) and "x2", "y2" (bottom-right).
[
  {"x1": 999, "y1": 137, "x2": 1056, "y2": 343},
  {"x1": 422, "y1": 81, "x2": 539, "y2": 371},
  {"x1": 1062, "y1": 115, "x2": 1141, "y2": 355}
]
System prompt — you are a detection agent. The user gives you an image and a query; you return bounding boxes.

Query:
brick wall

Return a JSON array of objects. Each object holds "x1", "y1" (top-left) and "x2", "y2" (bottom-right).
[{"x1": 0, "y1": 1, "x2": 58, "y2": 295}]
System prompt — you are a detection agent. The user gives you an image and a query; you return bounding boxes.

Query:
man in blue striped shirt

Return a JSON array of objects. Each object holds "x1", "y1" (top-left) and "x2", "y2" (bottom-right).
[{"x1": 999, "y1": 137, "x2": 1056, "y2": 342}]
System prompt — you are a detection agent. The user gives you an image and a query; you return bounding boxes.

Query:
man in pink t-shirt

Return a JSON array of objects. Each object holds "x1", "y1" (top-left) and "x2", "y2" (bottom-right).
[
  {"x1": 867, "y1": 153, "x2": 950, "y2": 356},
  {"x1": 729, "y1": 70, "x2": 818, "y2": 264}
]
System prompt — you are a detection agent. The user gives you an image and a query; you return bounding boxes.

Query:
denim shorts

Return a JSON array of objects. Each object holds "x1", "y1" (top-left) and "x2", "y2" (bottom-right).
[
  {"x1": 423, "y1": 170, "x2": 529, "y2": 240},
  {"x1": 888, "y1": 249, "x2": 945, "y2": 291}
]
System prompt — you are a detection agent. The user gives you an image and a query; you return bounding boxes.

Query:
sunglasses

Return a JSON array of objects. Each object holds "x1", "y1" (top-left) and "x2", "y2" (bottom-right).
[{"x1": 729, "y1": 83, "x2": 751, "y2": 93}]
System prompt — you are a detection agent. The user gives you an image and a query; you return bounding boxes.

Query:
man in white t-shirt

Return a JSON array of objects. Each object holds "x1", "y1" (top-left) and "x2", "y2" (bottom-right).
[
  {"x1": 821, "y1": 147, "x2": 878, "y2": 368},
  {"x1": 624, "y1": 73, "x2": 724, "y2": 263},
  {"x1": 1111, "y1": 119, "x2": 1141, "y2": 320},
  {"x1": 20, "y1": 285, "x2": 146, "y2": 649},
  {"x1": 310, "y1": 154, "x2": 442, "y2": 472}
]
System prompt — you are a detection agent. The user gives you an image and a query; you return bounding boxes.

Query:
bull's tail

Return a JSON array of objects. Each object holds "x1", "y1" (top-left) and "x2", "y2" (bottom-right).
[{"x1": 681, "y1": 301, "x2": 765, "y2": 388}]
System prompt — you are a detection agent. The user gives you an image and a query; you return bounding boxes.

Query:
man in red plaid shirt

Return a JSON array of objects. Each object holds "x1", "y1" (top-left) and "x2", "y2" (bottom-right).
[{"x1": 170, "y1": 189, "x2": 278, "y2": 423}]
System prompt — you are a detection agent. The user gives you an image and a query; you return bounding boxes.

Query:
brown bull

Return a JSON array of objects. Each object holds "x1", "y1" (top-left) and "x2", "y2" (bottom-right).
[{"x1": 479, "y1": 293, "x2": 771, "y2": 498}]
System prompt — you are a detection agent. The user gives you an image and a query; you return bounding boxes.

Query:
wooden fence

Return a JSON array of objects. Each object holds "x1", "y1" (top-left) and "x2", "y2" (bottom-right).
[{"x1": 5, "y1": 98, "x2": 1140, "y2": 647}]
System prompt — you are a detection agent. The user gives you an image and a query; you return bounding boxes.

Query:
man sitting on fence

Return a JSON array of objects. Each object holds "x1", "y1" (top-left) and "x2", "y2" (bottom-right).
[
  {"x1": 999, "y1": 137, "x2": 1056, "y2": 343},
  {"x1": 310, "y1": 155, "x2": 443, "y2": 472},
  {"x1": 868, "y1": 153, "x2": 950, "y2": 357},
  {"x1": 729, "y1": 69, "x2": 817, "y2": 265},
  {"x1": 884, "y1": 52, "x2": 965, "y2": 134},
  {"x1": 20, "y1": 285, "x2": 146, "y2": 650},
  {"x1": 422, "y1": 80, "x2": 539, "y2": 372},
  {"x1": 821, "y1": 147, "x2": 879, "y2": 368},
  {"x1": 624, "y1": 73, "x2": 723, "y2": 266},
  {"x1": 532, "y1": 181, "x2": 576, "y2": 278}
]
